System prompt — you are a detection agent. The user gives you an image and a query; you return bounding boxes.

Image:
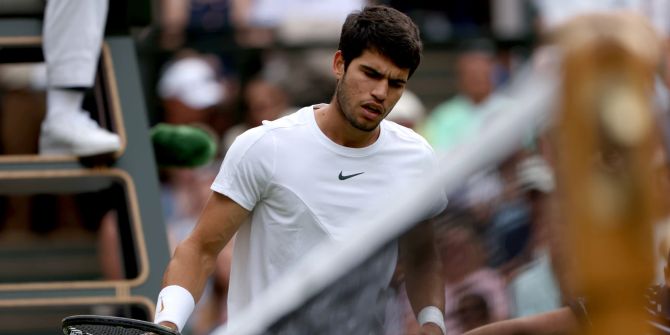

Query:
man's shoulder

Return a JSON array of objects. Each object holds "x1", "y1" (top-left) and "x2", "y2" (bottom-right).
[
  {"x1": 237, "y1": 106, "x2": 310, "y2": 142},
  {"x1": 383, "y1": 120, "x2": 434, "y2": 153},
  {"x1": 260, "y1": 106, "x2": 309, "y2": 129}
]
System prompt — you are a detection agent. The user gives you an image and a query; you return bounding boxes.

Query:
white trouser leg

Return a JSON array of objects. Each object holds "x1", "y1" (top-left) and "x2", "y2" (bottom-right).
[
  {"x1": 40, "y1": 0, "x2": 120, "y2": 156},
  {"x1": 43, "y1": 0, "x2": 108, "y2": 88}
]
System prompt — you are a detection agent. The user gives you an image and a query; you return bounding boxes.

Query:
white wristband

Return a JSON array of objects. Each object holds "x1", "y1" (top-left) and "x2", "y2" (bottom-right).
[
  {"x1": 154, "y1": 285, "x2": 196, "y2": 332},
  {"x1": 418, "y1": 306, "x2": 446, "y2": 335}
]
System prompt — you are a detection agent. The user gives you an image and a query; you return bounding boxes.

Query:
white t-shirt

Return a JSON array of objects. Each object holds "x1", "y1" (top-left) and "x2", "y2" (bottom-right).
[{"x1": 211, "y1": 105, "x2": 446, "y2": 319}]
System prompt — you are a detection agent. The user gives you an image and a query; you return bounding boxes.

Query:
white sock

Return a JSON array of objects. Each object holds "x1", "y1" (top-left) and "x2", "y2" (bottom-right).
[{"x1": 46, "y1": 89, "x2": 84, "y2": 120}]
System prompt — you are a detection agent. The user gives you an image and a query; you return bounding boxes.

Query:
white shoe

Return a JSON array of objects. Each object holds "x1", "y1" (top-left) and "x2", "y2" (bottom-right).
[{"x1": 39, "y1": 110, "x2": 121, "y2": 156}]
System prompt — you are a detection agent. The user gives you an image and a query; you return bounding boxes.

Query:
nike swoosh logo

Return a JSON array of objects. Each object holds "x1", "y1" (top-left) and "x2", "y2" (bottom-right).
[
  {"x1": 338, "y1": 171, "x2": 364, "y2": 180},
  {"x1": 159, "y1": 298, "x2": 165, "y2": 313}
]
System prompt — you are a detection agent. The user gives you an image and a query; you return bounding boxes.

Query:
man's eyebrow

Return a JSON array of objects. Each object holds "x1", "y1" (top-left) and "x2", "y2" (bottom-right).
[
  {"x1": 360, "y1": 64, "x2": 382, "y2": 75},
  {"x1": 390, "y1": 77, "x2": 407, "y2": 85},
  {"x1": 360, "y1": 64, "x2": 407, "y2": 84}
]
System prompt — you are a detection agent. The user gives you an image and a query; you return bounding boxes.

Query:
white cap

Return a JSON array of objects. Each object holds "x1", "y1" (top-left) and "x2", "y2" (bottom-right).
[
  {"x1": 387, "y1": 90, "x2": 426, "y2": 128},
  {"x1": 158, "y1": 57, "x2": 225, "y2": 109}
]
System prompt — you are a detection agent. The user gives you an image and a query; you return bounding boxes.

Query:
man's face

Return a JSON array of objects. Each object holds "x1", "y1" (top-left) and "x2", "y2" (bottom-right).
[{"x1": 334, "y1": 50, "x2": 410, "y2": 132}]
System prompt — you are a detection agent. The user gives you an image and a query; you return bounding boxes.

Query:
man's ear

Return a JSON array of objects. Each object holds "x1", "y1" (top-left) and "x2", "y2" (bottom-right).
[{"x1": 333, "y1": 50, "x2": 345, "y2": 79}]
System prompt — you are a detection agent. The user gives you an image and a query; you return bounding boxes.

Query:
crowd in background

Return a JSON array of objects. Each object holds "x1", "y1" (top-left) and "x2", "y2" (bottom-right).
[{"x1": 0, "y1": 0, "x2": 669, "y2": 334}]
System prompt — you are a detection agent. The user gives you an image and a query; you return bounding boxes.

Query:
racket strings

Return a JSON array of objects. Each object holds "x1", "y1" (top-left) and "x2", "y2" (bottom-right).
[{"x1": 65, "y1": 324, "x2": 159, "y2": 335}]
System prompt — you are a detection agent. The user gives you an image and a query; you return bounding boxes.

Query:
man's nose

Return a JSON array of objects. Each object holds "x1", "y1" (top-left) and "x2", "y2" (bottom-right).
[{"x1": 371, "y1": 80, "x2": 388, "y2": 101}]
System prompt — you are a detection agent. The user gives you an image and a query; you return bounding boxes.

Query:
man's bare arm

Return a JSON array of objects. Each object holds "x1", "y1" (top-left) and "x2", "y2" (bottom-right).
[
  {"x1": 462, "y1": 307, "x2": 579, "y2": 335},
  {"x1": 158, "y1": 192, "x2": 249, "y2": 329},
  {"x1": 401, "y1": 221, "x2": 445, "y2": 335}
]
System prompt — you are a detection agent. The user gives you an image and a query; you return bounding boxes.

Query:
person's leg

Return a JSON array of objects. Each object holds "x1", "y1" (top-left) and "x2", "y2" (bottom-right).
[{"x1": 39, "y1": 0, "x2": 121, "y2": 156}]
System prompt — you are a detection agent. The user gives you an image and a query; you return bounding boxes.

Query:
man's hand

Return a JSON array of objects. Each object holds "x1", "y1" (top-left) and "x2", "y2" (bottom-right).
[{"x1": 420, "y1": 323, "x2": 444, "y2": 335}]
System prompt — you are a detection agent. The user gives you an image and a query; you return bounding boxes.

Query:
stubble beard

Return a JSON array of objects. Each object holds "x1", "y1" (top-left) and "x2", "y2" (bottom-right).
[{"x1": 336, "y1": 77, "x2": 377, "y2": 133}]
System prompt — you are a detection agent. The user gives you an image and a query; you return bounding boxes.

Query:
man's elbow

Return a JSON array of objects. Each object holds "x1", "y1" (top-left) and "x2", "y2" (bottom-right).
[{"x1": 172, "y1": 237, "x2": 220, "y2": 274}]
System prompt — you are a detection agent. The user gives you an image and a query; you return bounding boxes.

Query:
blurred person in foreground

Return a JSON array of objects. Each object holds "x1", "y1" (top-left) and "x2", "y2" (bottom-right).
[{"x1": 153, "y1": 5, "x2": 448, "y2": 335}]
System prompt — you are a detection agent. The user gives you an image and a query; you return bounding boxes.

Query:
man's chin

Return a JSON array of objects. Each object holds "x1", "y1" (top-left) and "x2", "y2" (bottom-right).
[{"x1": 352, "y1": 123, "x2": 378, "y2": 132}]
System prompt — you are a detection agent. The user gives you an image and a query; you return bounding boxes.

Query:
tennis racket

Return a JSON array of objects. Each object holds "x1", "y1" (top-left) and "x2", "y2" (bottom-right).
[{"x1": 62, "y1": 315, "x2": 179, "y2": 335}]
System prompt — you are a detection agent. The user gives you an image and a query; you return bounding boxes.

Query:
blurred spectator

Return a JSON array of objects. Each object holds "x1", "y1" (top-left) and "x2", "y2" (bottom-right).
[
  {"x1": 221, "y1": 75, "x2": 294, "y2": 154},
  {"x1": 455, "y1": 293, "x2": 492, "y2": 332},
  {"x1": 386, "y1": 89, "x2": 427, "y2": 130},
  {"x1": 157, "y1": 50, "x2": 228, "y2": 271},
  {"x1": 421, "y1": 40, "x2": 504, "y2": 153},
  {"x1": 435, "y1": 210, "x2": 510, "y2": 335},
  {"x1": 154, "y1": 47, "x2": 236, "y2": 335},
  {"x1": 419, "y1": 41, "x2": 513, "y2": 229},
  {"x1": 157, "y1": 51, "x2": 229, "y2": 126},
  {"x1": 420, "y1": 40, "x2": 536, "y2": 274},
  {"x1": 506, "y1": 155, "x2": 562, "y2": 317},
  {"x1": 260, "y1": 48, "x2": 336, "y2": 108},
  {"x1": 159, "y1": 0, "x2": 191, "y2": 50},
  {"x1": 483, "y1": 152, "x2": 534, "y2": 276},
  {"x1": 458, "y1": 170, "x2": 505, "y2": 228},
  {"x1": 159, "y1": 0, "x2": 235, "y2": 51},
  {"x1": 484, "y1": 198, "x2": 532, "y2": 273},
  {"x1": 230, "y1": 0, "x2": 367, "y2": 47},
  {"x1": 162, "y1": 166, "x2": 218, "y2": 251},
  {"x1": 532, "y1": 0, "x2": 670, "y2": 37},
  {"x1": 384, "y1": 1, "x2": 492, "y2": 42}
]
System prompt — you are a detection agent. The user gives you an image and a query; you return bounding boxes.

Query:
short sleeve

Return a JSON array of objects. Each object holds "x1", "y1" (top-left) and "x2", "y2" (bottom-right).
[{"x1": 211, "y1": 126, "x2": 275, "y2": 211}]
